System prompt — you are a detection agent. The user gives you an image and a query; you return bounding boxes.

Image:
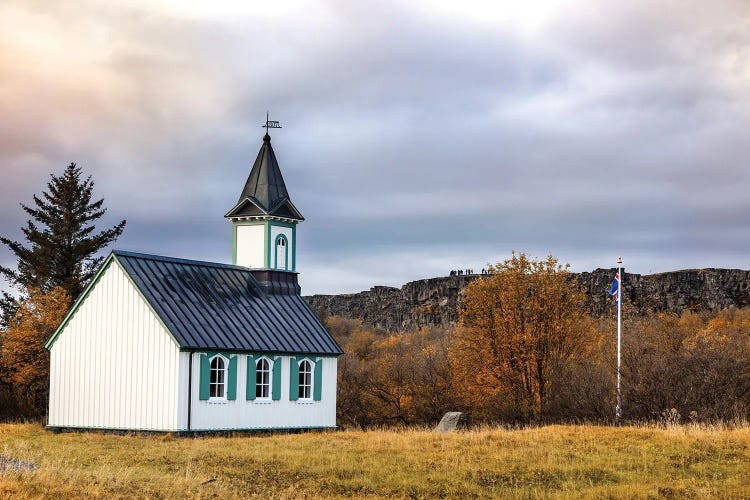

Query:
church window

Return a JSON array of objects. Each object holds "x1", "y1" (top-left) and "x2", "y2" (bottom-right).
[
  {"x1": 256, "y1": 358, "x2": 271, "y2": 399},
  {"x1": 298, "y1": 359, "x2": 313, "y2": 399},
  {"x1": 275, "y1": 234, "x2": 289, "y2": 270},
  {"x1": 209, "y1": 356, "x2": 226, "y2": 399}
]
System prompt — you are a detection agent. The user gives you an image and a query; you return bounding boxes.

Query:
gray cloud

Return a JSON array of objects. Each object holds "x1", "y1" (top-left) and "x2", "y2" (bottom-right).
[{"x1": 1, "y1": 0, "x2": 749, "y2": 295}]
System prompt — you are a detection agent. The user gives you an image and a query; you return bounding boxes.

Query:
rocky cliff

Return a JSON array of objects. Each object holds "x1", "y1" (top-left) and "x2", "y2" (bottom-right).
[{"x1": 305, "y1": 268, "x2": 750, "y2": 331}]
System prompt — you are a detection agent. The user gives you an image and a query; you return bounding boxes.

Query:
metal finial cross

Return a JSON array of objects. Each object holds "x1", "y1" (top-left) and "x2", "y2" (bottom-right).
[{"x1": 263, "y1": 111, "x2": 282, "y2": 134}]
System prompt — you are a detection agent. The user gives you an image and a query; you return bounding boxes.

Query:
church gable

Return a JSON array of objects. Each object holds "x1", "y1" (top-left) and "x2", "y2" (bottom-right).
[
  {"x1": 268, "y1": 199, "x2": 304, "y2": 221},
  {"x1": 46, "y1": 254, "x2": 178, "y2": 351},
  {"x1": 224, "y1": 197, "x2": 268, "y2": 218}
]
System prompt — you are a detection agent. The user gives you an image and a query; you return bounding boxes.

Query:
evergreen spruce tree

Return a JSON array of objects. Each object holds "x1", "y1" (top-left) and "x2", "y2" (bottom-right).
[{"x1": 0, "y1": 163, "x2": 126, "y2": 325}]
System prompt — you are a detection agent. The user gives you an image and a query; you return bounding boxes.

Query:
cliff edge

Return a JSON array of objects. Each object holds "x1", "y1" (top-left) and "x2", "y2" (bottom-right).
[{"x1": 305, "y1": 268, "x2": 750, "y2": 331}]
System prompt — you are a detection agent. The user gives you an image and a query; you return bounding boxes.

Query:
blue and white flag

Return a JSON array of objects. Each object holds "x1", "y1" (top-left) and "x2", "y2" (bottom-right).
[{"x1": 609, "y1": 272, "x2": 620, "y2": 307}]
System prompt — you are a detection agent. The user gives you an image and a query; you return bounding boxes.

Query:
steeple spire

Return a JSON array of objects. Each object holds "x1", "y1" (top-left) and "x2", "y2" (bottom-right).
[{"x1": 224, "y1": 127, "x2": 303, "y2": 221}]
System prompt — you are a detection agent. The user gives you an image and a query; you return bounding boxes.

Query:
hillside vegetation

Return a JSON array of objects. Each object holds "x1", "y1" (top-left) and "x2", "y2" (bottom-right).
[
  {"x1": 333, "y1": 306, "x2": 750, "y2": 427},
  {"x1": 1, "y1": 423, "x2": 749, "y2": 498}
]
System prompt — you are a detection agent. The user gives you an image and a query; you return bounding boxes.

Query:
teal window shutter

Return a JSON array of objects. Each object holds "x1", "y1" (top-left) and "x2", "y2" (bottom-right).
[
  {"x1": 199, "y1": 353, "x2": 210, "y2": 400},
  {"x1": 272, "y1": 356, "x2": 282, "y2": 400},
  {"x1": 289, "y1": 357, "x2": 299, "y2": 401},
  {"x1": 313, "y1": 358, "x2": 323, "y2": 401},
  {"x1": 246, "y1": 355, "x2": 257, "y2": 400},
  {"x1": 227, "y1": 355, "x2": 238, "y2": 400}
]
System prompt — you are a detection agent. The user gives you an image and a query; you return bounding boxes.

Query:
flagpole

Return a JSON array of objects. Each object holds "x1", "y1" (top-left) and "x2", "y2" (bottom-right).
[{"x1": 616, "y1": 256, "x2": 623, "y2": 425}]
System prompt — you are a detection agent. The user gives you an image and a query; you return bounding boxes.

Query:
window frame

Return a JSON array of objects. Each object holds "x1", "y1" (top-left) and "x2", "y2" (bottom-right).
[
  {"x1": 274, "y1": 234, "x2": 289, "y2": 270},
  {"x1": 208, "y1": 354, "x2": 228, "y2": 401},
  {"x1": 255, "y1": 357, "x2": 272, "y2": 400},
  {"x1": 298, "y1": 359, "x2": 313, "y2": 400}
]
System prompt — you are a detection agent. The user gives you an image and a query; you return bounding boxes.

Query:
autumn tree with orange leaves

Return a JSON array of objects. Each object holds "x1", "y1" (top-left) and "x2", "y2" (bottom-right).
[
  {"x1": 0, "y1": 287, "x2": 70, "y2": 418},
  {"x1": 450, "y1": 253, "x2": 597, "y2": 422}
]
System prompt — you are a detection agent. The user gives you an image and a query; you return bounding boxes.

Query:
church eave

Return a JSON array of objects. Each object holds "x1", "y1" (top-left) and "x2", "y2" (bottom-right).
[
  {"x1": 227, "y1": 215, "x2": 302, "y2": 223},
  {"x1": 224, "y1": 196, "x2": 304, "y2": 222}
]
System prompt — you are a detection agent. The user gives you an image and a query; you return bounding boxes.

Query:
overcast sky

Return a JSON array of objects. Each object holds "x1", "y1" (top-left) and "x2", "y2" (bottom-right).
[{"x1": 1, "y1": 0, "x2": 749, "y2": 295}]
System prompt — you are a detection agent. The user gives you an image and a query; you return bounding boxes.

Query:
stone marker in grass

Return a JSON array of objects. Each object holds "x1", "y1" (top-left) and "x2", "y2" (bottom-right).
[
  {"x1": 433, "y1": 412, "x2": 470, "y2": 432},
  {"x1": 0, "y1": 456, "x2": 38, "y2": 472}
]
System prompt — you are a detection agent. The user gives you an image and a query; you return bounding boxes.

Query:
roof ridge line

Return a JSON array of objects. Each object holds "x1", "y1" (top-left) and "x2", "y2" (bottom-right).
[
  {"x1": 251, "y1": 142, "x2": 264, "y2": 198},
  {"x1": 112, "y1": 250, "x2": 251, "y2": 271}
]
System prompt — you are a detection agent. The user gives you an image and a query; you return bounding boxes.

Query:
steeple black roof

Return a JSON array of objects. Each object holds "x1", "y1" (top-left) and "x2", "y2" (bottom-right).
[{"x1": 225, "y1": 133, "x2": 304, "y2": 220}]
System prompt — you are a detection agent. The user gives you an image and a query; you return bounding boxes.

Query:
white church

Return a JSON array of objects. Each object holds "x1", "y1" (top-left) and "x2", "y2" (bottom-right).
[{"x1": 45, "y1": 130, "x2": 343, "y2": 432}]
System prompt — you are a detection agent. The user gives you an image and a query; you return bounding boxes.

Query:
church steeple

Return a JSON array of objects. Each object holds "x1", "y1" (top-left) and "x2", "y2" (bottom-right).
[{"x1": 225, "y1": 128, "x2": 302, "y2": 271}]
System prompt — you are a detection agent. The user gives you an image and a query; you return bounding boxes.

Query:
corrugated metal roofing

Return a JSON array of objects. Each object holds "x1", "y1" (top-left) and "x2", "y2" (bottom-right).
[{"x1": 114, "y1": 251, "x2": 342, "y2": 355}]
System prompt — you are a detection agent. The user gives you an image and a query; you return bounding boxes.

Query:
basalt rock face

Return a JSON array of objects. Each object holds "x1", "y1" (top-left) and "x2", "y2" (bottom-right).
[
  {"x1": 305, "y1": 268, "x2": 750, "y2": 331},
  {"x1": 306, "y1": 275, "x2": 478, "y2": 332},
  {"x1": 581, "y1": 268, "x2": 750, "y2": 316}
]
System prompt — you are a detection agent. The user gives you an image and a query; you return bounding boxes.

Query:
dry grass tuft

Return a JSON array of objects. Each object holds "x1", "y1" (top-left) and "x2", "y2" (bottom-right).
[{"x1": 1, "y1": 423, "x2": 749, "y2": 498}]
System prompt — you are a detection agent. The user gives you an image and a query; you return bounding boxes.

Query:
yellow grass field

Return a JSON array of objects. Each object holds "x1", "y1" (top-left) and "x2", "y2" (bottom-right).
[{"x1": 1, "y1": 423, "x2": 749, "y2": 498}]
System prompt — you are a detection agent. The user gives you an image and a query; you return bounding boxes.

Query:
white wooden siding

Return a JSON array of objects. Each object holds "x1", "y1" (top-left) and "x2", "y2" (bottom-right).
[
  {"x1": 178, "y1": 353, "x2": 337, "y2": 430},
  {"x1": 235, "y1": 224, "x2": 265, "y2": 268},
  {"x1": 48, "y1": 260, "x2": 181, "y2": 431}
]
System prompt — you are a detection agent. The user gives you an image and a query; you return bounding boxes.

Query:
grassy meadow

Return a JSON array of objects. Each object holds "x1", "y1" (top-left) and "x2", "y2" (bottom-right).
[{"x1": 1, "y1": 423, "x2": 749, "y2": 498}]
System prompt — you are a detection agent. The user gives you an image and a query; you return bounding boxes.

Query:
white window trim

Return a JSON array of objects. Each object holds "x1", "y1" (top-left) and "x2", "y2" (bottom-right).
[
  {"x1": 297, "y1": 359, "x2": 314, "y2": 401},
  {"x1": 208, "y1": 354, "x2": 229, "y2": 403},
  {"x1": 254, "y1": 356, "x2": 273, "y2": 401}
]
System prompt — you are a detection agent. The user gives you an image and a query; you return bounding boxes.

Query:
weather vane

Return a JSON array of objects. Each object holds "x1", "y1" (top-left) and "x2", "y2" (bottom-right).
[{"x1": 262, "y1": 111, "x2": 282, "y2": 134}]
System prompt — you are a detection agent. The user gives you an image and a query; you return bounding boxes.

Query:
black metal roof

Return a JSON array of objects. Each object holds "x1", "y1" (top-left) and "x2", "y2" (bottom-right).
[
  {"x1": 114, "y1": 251, "x2": 342, "y2": 355},
  {"x1": 225, "y1": 134, "x2": 304, "y2": 221}
]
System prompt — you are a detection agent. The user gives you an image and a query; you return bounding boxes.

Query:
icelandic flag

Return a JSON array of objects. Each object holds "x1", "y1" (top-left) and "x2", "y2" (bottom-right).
[{"x1": 609, "y1": 272, "x2": 620, "y2": 307}]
